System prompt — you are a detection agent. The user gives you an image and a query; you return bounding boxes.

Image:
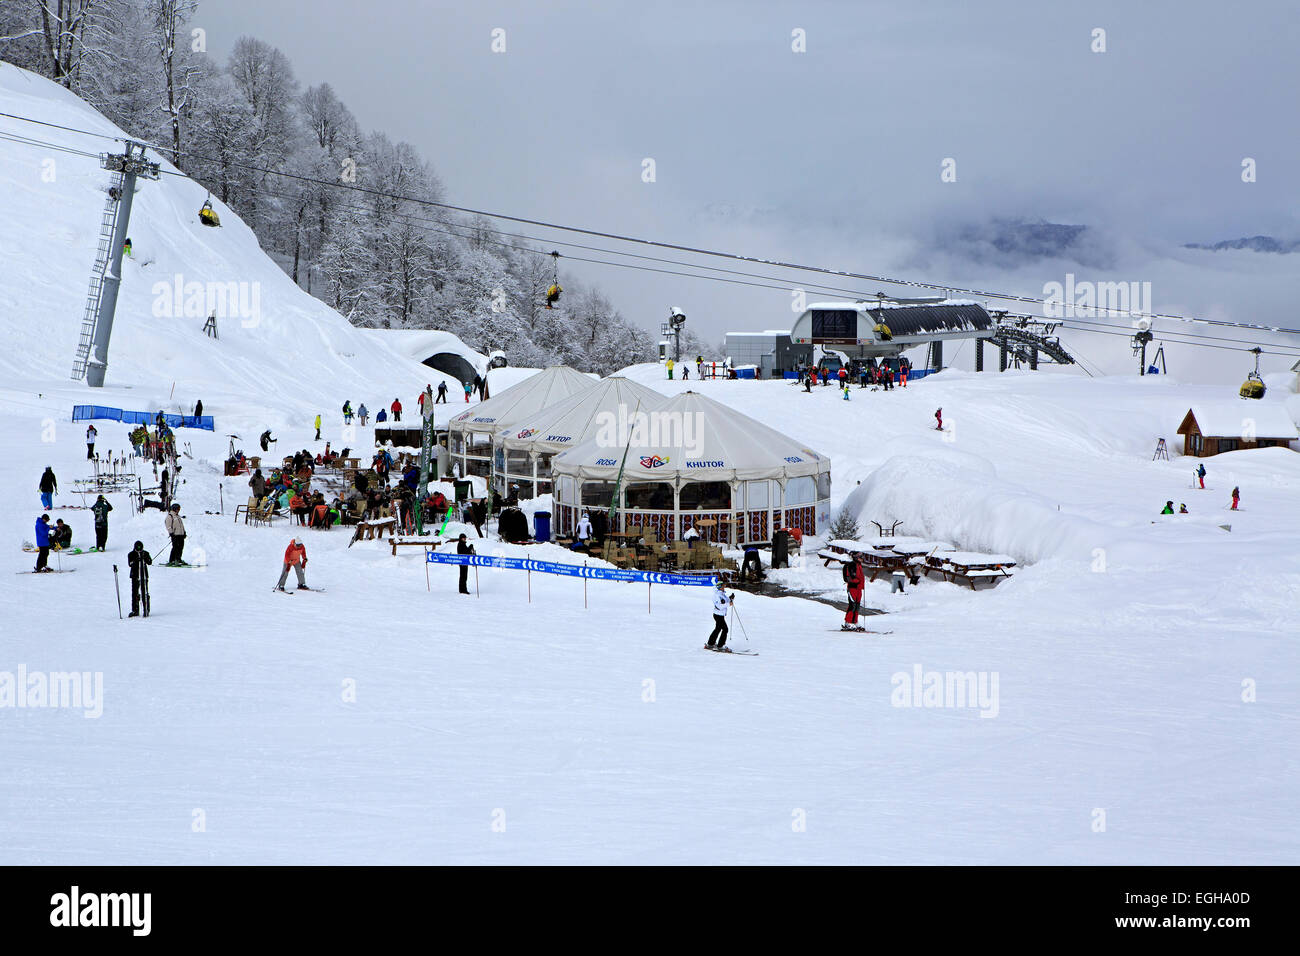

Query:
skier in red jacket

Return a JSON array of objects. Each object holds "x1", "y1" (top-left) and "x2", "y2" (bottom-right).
[
  {"x1": 390, "y1": 398, "x2": 403, "y2": 422},
  {"x1": 842, "y1": 553, "x2": 866, "y2": 631},
  {"x1": 935, "y1": 407, "x2": 943, "y2": 431},
  {"x1": 275, "y1": 538, "x2": 310, "y2": 591}
]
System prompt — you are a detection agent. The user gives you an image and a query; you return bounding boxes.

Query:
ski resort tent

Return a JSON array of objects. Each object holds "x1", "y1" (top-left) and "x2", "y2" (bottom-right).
[
  {"x1": 1177, "y1": 404, "x2": 1297, "y2": 456},
  {"x1": 494, "y1": 376, "x2": 667, "y2": 499},
  {"x1": 448, "y1": 366, "x2": 596, "y2": 481},
  {"x1": 551, "y1": 390, "x2": 831, "y2": 545}
]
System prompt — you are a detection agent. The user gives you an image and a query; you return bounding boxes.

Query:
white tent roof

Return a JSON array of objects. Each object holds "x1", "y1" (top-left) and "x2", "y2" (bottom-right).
[
  {"x1": 448, "y1": 366, "x2": 597, "y2": 435},
  {"x1": 552, "y1": 390, "x2": 830, "y2": 483},
  {"x1": 1185, "y1": 404, "x2": 1297, "y2": 439},
  {"x1": 497, "y1": 376, "x2": 668, "y2": 455}
]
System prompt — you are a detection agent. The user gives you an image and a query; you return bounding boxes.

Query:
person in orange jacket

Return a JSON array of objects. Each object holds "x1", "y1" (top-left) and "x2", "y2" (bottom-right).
[
  {"x1": 275, "y1": 538, "x2": 310, "y2": 591},
  {"x1": 390, "y1": 397, "x2": 402, "y2": 422},
  {"x1": 289, "y1": 492, "x2": 308, "y2": 525}
]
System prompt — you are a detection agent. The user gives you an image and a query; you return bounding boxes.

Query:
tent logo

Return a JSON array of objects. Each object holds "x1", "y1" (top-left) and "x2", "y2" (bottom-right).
[
  {"x1": 516, "y1": 428, "x2": 538, "y2": 439},
  {"x1": 545, "y1": 434, "x2": 571, "y2": 443},
  {"x1": 686, "y1": 460, "x2": 724, "y2": 468},
  {"x1": 640, "y1": 455, "x2": 670, "y2": 468}
]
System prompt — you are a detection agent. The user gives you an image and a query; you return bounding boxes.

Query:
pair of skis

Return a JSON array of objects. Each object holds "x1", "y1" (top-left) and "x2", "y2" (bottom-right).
[{"x1": 704, "y1": 645, "x2": 758, "y2": 656}]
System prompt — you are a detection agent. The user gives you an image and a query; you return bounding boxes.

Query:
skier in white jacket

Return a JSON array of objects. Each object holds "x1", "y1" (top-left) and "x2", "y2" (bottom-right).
[
  {"x1": 164, "y1": 504, "x2": 188, "y2": 566},
  {"x1": 576, "y1": 513, "x2": 593, "y2": 544},
  {"x1": 707, "y1": 580, "x2": 733, "y2": 650}
]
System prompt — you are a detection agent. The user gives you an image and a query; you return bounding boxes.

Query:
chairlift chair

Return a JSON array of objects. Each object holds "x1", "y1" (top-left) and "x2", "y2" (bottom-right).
[
  {"x1": 199, "y1": 197, "x2": 221, "y2": 227},
  {"x1": 1239, "y1": 347, "x2": 1266, "y2": 399}
]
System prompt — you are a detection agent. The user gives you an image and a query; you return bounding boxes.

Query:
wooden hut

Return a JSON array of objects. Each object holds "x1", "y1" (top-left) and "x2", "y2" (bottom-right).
[{"x1": 1176, "y1": 404, "x2": 1297, "y2": 457}]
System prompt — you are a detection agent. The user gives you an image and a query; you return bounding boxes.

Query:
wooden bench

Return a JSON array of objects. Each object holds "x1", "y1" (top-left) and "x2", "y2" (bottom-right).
[
  {"x1": 355, "y1": 517, "x2": 396, "y2": 540},
  {"x1": 389, "y1": 537, "x2": 446, "y2": 557}
]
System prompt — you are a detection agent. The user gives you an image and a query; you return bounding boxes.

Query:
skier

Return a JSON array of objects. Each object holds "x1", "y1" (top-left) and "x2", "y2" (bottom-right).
[
  {"x1": 160, "y1": 466, "x2": 172, "y2": 510},
  {"x1": 390, "y1": 398, "x2": 402, "y2": 422},
  {"x1": 900, "y1": 358, "x2": 910, "y2": 387},
  {"x1": 463, "y1": 381, "x2": 473, "y2": 403},
  {"x1": 1196, "y1": 462, "x2": 1206, "y2": 489},
  {"x1": 275, "y1": 538, "x2": 310, "y2": 592},
  {"x1": 706, "y1": 579, "x2": 733, "y2": 651},
  {"x1": 859, "y1": 365, "x2": 869, "y2": 389},
  {"x1": 436, "y1": 380, "x2": 448, "y2": 403},
  {"x1": 837, "y1": 367, "x2": 847, "y2": 389},
  {"x1": 260, "y1": 429, "x2": 274, "y2": 452},
  {"x1": 576, "y1": 512, "x2": 593, "y2": 545},
  {"x1": 935, "y1": 408, "x2": 943, "y2": 431},
  {"x1": 86, "y1": 424, "x2": 97, "y2": 460},
  {"x1": 804, "y1": 371, "x2": 812, "y2": 393},
  {"x1": 165, "y1": 503, "x2": 188, "y2": 566},
  {"x1": 881, "y1": 364, "x2": 893, "y2": 390},
  {"x1": 418, "y1": 385, "x2": 432, "y2": 414},
  {"x1": 50, "y1": 518, "x2": 72, "y2": 550},
  {"x1": 39, "y1": 466, "x2": 57, "y2": 510},
  {"x1": 342, "y1": 400, "x2": 353, "y2": 425},
  {"x1": 666, "y1": 359, "x2": 674, "y2": 380},
  {"x1": 457, "y1": 533, "x2": 475, "y2": 594},
  {"x1": 33, "y1": 514, "x2": 51, "y2": 572},
  {"x1": 1179, "y1": 503, "x2": 1189, "y2": 514},
  {"x1": 1161, "y1": 500, "x2": 1175, "y2": 515},
  {"x1": 376, "y1": 407, "x2": 387, "y2": 423},
  {"x1": 314, "y1": 413, "x2": 322, "y2": 441},
  {"x1": 682, "y1": 365, "x2": 690, "y2": 380},
  {"x1": 91, "y1": 494, "x2": 112, "y2": 551},
  {"x1": 123, "y1": 238, "x2": 132, "y2": 258},
  {"x1": 357, "y1": 404, "x2": 369, "y2": 426},
  {"x1": 193, "y1": 399, "x2": 203, "y2": 420},
  {"x1": 1231, "y1": 486, "x2": 1240, "y2": 511},
  {"x1": 127, "y1": 540, "x2": 151, "y2": 616},
  {"x1": 842, "y1": 553, "x2": 866, "y2": 630},
  {"x1": 842, "y1": 384, "x2": 851, "y2": 401}
]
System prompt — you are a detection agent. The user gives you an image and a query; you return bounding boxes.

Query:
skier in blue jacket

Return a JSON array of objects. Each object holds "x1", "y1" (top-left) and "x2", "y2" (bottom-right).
[{"x1": 33, "y1": 514, "x2": 51, "y2": 572}]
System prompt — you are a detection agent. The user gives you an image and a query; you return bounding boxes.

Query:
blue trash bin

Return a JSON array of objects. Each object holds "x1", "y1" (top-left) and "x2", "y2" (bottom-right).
[{"x1": 534, "y1": 510, "x2": 551, "y2": 543}]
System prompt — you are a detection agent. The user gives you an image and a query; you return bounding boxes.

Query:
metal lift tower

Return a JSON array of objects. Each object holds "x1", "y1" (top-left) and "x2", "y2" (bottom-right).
[{"x1": 71, "y1": 141, "x2": 161, "y2": 387}]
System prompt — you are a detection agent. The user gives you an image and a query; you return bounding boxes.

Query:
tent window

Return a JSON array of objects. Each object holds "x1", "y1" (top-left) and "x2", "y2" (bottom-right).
[
  {"x1": 816, "y1": 472, "x2": 831, "y2": 500},
  {"x1": 581, "y1": 481, "x2": 617, "y2": 507},
  {"x1": 680, "y1": 481, "x2": 732, "y2": 510},
  {"x1": 468, "y1": 432, "x2": 491, "y2": 454},
  {"x1": 745, "y1": 480, "x2": 770, "y2": 510},
  {"x1": 785, "y1": 476, "x2": 815, "y2": 506},
  {"x1": 450, "y1": 433, "x2": 465, "y2": 455},
  {"x1": 624, "y1": 482, "x2": 673, "y2": 510},
  {"x1": 558, "y1": 476, "x2": 576, "y2": 504},
  {"x1": 537, "y1": 452, "x2": 555, "y2": 473},
  {"x1": 506, "y1": 449, "x2": 531, "y2": 473}
]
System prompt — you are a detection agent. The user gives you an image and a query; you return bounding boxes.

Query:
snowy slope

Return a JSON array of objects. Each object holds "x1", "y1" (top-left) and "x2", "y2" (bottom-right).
[
  {"x1": 0, "y1": 63, "x2": 466, "y2": 440},
  {"x1": 2, "y1": 66, "x2": 1298, "y2": 866}
]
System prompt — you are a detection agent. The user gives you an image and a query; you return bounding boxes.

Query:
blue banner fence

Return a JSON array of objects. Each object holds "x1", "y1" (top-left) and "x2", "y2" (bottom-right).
[
  {"x1": 72, "y1": 405, "x2": 214, "y2": 431},
  {"x1": 425, "y1": 549, "x2": 716, "y2": 610}
]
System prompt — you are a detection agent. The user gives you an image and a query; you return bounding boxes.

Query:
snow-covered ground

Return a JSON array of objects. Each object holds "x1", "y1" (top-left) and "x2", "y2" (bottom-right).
[{"x1": 2, "y1": 64, "x2": 1298, "y2": 864}]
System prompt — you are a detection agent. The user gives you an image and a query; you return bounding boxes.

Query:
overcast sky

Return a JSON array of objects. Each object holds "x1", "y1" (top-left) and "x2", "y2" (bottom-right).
[{"x1": 196, "y1": 0, "x2": 1300, "y2": 382}]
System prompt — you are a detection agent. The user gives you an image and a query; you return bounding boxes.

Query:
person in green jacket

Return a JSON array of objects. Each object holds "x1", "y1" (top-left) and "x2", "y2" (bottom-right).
[
  {"x1": 91, "y1": 494, "x2": 113, "y2": 551},
  {"x1": 1160, "y1": 500, "x2": 1174, "y2": 515}
]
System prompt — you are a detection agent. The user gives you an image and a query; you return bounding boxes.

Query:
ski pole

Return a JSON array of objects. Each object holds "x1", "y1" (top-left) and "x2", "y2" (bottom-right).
[
  {"x1": 219, "y1": 482, "x2": 223, "y2": 514},
  {"x1": 112, "y1": 565, "x2": 122, "y2": 620}
]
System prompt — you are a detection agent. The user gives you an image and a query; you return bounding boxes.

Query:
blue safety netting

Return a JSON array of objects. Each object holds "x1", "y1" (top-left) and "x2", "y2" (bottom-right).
[{"x1": 72, "y1": 405, "x2": 214, "y2": 430}]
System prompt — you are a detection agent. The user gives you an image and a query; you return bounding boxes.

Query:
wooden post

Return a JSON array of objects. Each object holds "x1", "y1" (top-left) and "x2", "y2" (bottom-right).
[
  {"x1": 527, "y1": 567, "x2": 531, "y2": 603},
  {"x1": 584, "y1": 562, "x2": 588, "y2": 609},
  {"x1": 647, "y1": 580, "x2": 651, "y2": 614},
  {"x1": 425, "y1": 554, "x2": 430, "y2": 592}
]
